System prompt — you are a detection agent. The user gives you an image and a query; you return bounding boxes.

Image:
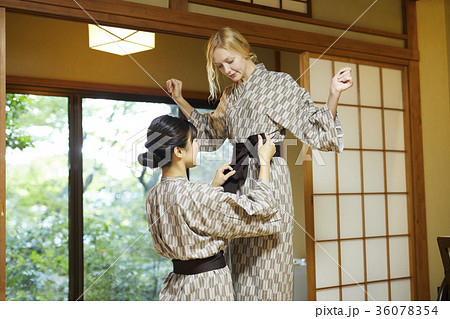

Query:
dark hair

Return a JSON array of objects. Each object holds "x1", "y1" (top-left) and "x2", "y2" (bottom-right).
[{"x1": 138, "y1": 115, "x2": 198, "y2": 169}]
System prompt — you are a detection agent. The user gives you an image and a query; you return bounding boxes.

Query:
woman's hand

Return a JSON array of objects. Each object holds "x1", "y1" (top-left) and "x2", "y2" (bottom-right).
[
  {"x1": 165, "y1": 78, "x2": 194, "y2": 118},
  {"x1": 166, "y1": 78, "x2": 184, "y2": 101},
  {"x1": 258, "y1": 134, "x2": 276, "y2": 166},
  {"x1": 211, "y1": 162, "x2": 236, "y2": 187},
  {"x1": 331, "y1": 67, "x2": 353, "y2": 95}
]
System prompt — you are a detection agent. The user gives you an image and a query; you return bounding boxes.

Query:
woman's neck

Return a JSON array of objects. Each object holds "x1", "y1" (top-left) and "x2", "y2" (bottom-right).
[
  {"x1": 162, "y1": 163, "x2": 188, "y2": 178},
  {"x1": 242, "y1": 60, "x2": 257, "y2": 84}
]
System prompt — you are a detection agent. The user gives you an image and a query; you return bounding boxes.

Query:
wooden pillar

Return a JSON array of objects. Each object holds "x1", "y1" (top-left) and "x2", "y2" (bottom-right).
[
  {"x1": 169, "y1": 0, "x2": 188, "y2": 11},
  {"x1": 404, "y1": 0, "x2": 430, "y2": 300},
  {"x1": 300, "y1": 52, "x2": 317, "y2": 301},
  {"x1": 68, "y1": 95, "x2": 84, "y2": 301},
  {"x1": 0, "y1": 6, "x2": 6, "y2": 301},
  {"x1": 274, "y1": 51, "x2": 281, "y2": 72}
]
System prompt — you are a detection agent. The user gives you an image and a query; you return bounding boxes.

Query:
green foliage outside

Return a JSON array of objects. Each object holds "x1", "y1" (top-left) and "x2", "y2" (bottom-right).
[
  {"x1": 81, "y1": 98, "x2": 175, "y2": 300},
  {"x1": 5, "y1": 94, "x2": 175, "y2": 300},
  {"x1": 5, "y1": 93, "x2": 34, "y2": 150},
  {"x1": 6, "y1": 94, "x2": 69, "y2": 300}
]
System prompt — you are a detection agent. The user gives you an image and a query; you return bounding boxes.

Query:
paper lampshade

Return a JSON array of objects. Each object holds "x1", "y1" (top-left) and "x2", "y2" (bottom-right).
[{"x1": 88, "y1": 24, "x2": 155, "y2": 56}]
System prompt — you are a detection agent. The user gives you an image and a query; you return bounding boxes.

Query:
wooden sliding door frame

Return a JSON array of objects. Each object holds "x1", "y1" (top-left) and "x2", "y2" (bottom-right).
[
  {"x1": 303, "y1": 52, "x2": 424, "y2": 300},
  {"x1": 404, "y1": 0, "x2": 429, "y2": 301}
]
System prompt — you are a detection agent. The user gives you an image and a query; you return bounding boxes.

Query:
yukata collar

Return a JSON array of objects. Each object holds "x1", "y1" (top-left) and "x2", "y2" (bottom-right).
[
  {"x1": 244, "y1": 63, "x2": 266, "y2": 84},
  {"x1": 160, "y1": 176, "x2": 188, "y2": 182},
  {"x1": 236, "y1": 63, "x2": 267, "y2": 94}
]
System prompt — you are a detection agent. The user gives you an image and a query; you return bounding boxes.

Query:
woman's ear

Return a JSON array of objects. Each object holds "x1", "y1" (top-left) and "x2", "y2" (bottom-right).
[{"x1": 173, "y1": 146, "x2": 183, "y2": 159}]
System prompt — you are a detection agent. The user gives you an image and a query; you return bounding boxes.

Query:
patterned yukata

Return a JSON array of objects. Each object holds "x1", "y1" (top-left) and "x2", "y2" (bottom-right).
[
  {"x1": 189, "y1": 63, "x2": 343, "y2": 301},
  {"x1": 146, "y1": 176, "x2": 281, "y2": 301}
]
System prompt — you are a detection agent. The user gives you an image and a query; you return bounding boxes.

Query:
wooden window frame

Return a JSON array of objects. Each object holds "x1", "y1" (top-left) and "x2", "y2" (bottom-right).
[
  {"x1": 190, "y1": 0, "x2": 408, "y2": 41},
  {"x1": 190, "y1": 0, "x2": 311, "y2": 18},
  {"x1": 4, "y1": 76, "x2": 210, "y2": 300},
  {"x1": 0, "y1": 6, "x2": 6, "y2": 302}
]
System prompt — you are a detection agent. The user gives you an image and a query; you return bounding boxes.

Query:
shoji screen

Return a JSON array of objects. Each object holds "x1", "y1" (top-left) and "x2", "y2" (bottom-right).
[{"x1": 302, "y1": 54, "x2": 414, "y2": 301}]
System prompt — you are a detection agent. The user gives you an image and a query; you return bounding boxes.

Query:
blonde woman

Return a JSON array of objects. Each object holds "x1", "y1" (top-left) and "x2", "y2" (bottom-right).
[{"x1": 166, "y1": 27, "x2": 353, "y2": 300}]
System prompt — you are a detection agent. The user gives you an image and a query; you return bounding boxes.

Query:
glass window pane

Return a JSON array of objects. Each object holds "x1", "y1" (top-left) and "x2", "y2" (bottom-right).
[
  {"x1": 364, "y1": 195, "x2": 386, "y2": 237},
  {"x1": 366, "y1": 238, "x2": 388, "y2": 281},
  {"x1": 384, "y1": 110, "x2": 405, "y2": 150},
  {"x1": 315, "y1": 241, "x2": 339, "y2": 288},
  {"x1": 314, "y1": 196, "x2": 337, "y2": 240},
  {"x1": 338, "y1": 151, "x2": 361, "y2": 193},
  {"x1": 382, "y1": 68, "x2": 403, "y2": 109},
  {"x1": 359, "y1": 65, "x2": 381, "y2": 107},
  {"x1": 309, "y1": 58, "x2": 332, "y2": 102},
  {"x1": 339, "y1": 195, "x2": 363, "y2": 238},
  {"x1": 361, "y1": 108, "x2": 383, "y2": 149},
  {"x1": 82, "y1": 98, "x2": 177, "y2": 300},
  {"x1": 188, "y1": 108, "x2": 233, "y2": 184},
  {"x1": 6, "y1": 94, "x2": 69, "y2": 300},
  {"x1": 341, "y1": 240, "x2": 364, "y2": 285}
]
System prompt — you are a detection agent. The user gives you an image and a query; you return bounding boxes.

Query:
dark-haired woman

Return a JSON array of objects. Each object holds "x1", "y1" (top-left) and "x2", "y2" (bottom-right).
[
  {"x1": 166, "y1": 27, "x2": 353, "y2": 300},
  {"x1": 138, "y1": 115, "x2": 281, "y2": 301}
]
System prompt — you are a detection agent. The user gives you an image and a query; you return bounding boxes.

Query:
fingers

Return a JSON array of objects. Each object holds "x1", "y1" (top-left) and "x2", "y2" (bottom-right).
[
  {"x1": 218, "y1": 161, "x2": 232, "y2": 172},
  {"x1": 166, "y1": 79, "x2": 182, "y2": 94},
  {"x1": 218, "y1": 161, "x2": 234, "y2": 181},
  {"x1": 336, "y1": 72, "x2": 353, "y2": 89},
  {"x1": 264, "y1": 133, "x2": 275, "y2": 145},
  {"x1": 336, "y1": 68, "x2": 352, "y2": 82},
  {"x1": 265, "y1": 134, "x2": 276, "y2": 158},
  {"x1": 258, "y1": 134, "x2": 263, "y2": 148},
  {"x1": 338, "y1": 72, "x2": 351, "y2": 80},
  {"x1": 166, "y1": 79, "x2": 173, "y2": 93},
  {"x1": 345, "y1": 77, "x2": 354, "y2": 87},
  {"x1": 337, "y1": 67, "x2": 351, "y2": 75},
  {"x1": 224, "y1": 169, "x2": 236, "y2": 180}
]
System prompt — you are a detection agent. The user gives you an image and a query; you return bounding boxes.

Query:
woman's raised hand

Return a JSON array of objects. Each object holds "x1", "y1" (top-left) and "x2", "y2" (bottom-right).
[
  {"x1": 166, "y1": 78, "x2": 184, "y2": 101},
  {"x1": 211, "y1": 162, "x2": 236, "y2": 187},
  {"x1": 258, "y1": 134, "x2": 276, "y2": 166},
  {"x1": 165, "y1": 78, "x2": 194, "y2": 119},
  {"x1": 331, "y1": 67, "x2": 353, "y2": 94}
]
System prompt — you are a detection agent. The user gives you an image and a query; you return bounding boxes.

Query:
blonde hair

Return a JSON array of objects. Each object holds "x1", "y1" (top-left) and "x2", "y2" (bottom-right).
[{"x1": 206, "y1": 27, "x2": 258, "y2": 100}]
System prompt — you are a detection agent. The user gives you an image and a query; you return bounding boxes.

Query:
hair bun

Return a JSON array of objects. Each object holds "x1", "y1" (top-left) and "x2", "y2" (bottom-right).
[
  {"x1": 137, "y1": 151, "x2": 163, "y2": 169},
  {"x1": 137, "y1": 115, "x2": 198, "y2": 169}
]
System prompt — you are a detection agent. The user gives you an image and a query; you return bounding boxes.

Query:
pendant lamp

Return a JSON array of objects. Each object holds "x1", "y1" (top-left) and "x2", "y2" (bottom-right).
[{"x1": 88, "y1": 24, "x2": 155, "y2": 56}]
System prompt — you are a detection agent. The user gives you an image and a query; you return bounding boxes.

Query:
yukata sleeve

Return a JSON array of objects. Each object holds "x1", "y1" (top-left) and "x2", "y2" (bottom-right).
[
  {"x1": 189, "y1": 93, "x2": 229, "y2": 152},
  {"x1": 181, "y1": 180, "x2": 281, "y2": 239},
  {"x1": 266, "y1": 73, "x2": 344, "y2": 153}
]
